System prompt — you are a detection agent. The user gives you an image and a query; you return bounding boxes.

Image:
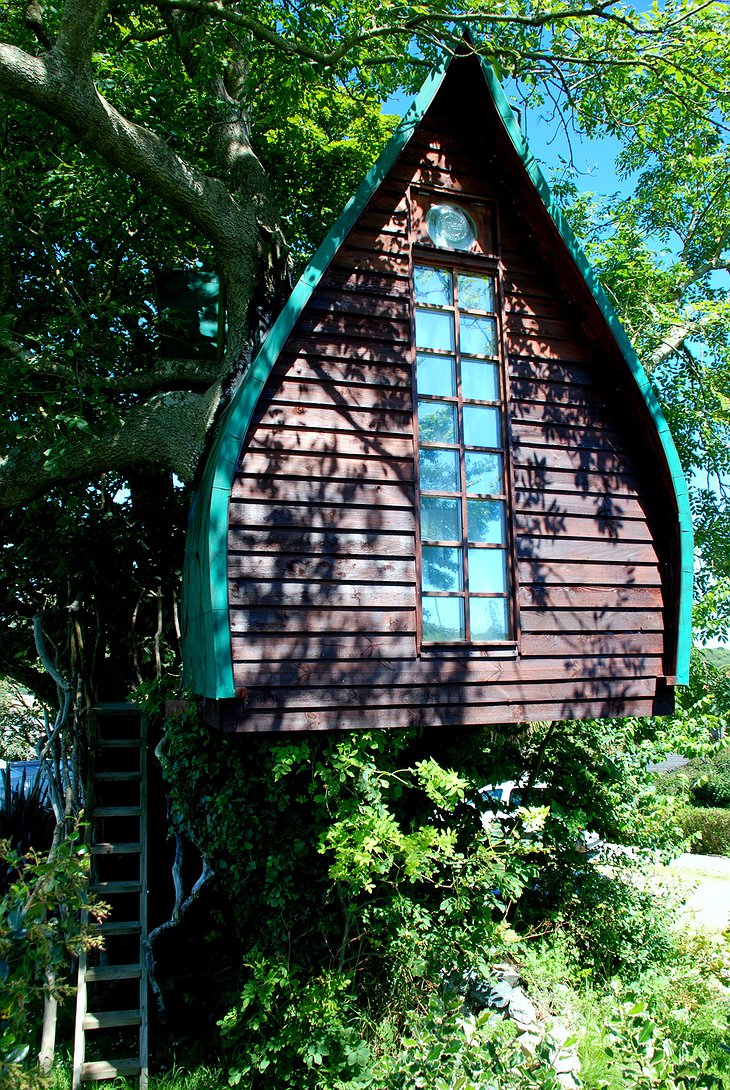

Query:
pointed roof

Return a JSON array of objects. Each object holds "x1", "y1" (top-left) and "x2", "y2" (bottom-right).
[{"x1": 183, "y1": 50, "x2": 693, "y2": 699}]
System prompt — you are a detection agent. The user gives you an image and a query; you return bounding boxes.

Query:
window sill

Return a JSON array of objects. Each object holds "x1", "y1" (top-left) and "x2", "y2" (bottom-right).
[{"x1": 420, "y1": 643, "x2": 518, "y2": 659}]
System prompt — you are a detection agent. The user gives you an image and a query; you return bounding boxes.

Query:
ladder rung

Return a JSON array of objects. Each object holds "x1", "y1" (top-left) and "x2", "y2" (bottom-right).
[
  {"x1": 91, "y1": 880, "x2": 141, "y2": 895},
  {"x1": 80, "y1": 1058, "x2": 141, "y2": 1081},
  {"x1": 97, "y1": 738, "x2": 140, "y2": 749},
  {"x1": 91, "y1": 919, "x2": 141, "y2": 935},
  {"x1": 94, "y1": 771, "x2": 141, "y2": 782},
  {"x1": 86, "y1": 964, "x2": 142, "y2": 982},
  {"x1": 93, "y1": 806, "x2": 141, "y2": 817},
  {"x1": 89, "y1": 837, "x2": 140, "y2": 854},
  {"x1": 83, "y1": 1009, "x2": 142, "y2": 1030}
]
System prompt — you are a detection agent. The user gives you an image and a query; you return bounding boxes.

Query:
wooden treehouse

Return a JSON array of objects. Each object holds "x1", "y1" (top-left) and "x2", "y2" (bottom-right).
[{"x1": 182, "y1": 50, "x2": 693, "y2": 735}]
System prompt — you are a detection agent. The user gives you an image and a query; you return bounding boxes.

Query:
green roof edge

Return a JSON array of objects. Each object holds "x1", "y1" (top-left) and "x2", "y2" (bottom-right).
[
  {"x1": 182, "y1": 49, "x2": 693, "y2": 698},
  {"x1": 477, "y1": 61, "x2": 692, "y2": 684}
]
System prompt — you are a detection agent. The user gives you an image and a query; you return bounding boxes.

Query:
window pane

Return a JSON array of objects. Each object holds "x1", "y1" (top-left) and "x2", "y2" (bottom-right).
[
  {"x1": 462, "y1": 359, "x2": 499, "y2": 401},
  {"x1": 417, "y1": 353, "x2": 456, "y2": 397},
  {"x1": 421, "y1": 497, "x2": 461, "y2": 541},
  {"x1": 467, "y1": 499, "x2": 506, "y2": 543},
  {"x1": 422, "y1": 546, "x2": 463, "y2": 591},
  {"x1": 458, "y1": 274, "x2": 495, "y2": 312},
  {"x1": 460, "y1": 315, "x2": 498, "y2": 357},
  {"x1": 468, "y1": 547, "x2": 507, "y2": 593},
  {"x1": 414, "y1": 266, "x2": 453, "y2": 307},
  {"x1": 420, "y1": 448, "x2": 459, "y2": 492},
  {"x1": 422, "y1": 596, "x2": 465, "y2": 641},
  {"x1": 463, "y1": 405, "x2": 500, "y2": 447},
  {"x1": 470, "y1": 598, "x2": 510, "y2": 641},
  {"x1": 416, "y1": 308, "x2": 454, "y2": 352},
  {"x1": 418, "y1": 400, "x2": 457, "y2": 444},
  {"x1": 465, "y1": 452, "x2": 503, "y2": 495}
]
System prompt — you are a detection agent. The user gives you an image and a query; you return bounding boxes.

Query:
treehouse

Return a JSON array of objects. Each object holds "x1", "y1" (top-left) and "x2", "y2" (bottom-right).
[{"x1": 181, "y1": 49, "x2": 693, "y2": 734}]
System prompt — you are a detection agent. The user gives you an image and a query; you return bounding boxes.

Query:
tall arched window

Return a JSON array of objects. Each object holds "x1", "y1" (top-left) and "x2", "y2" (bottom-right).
[{"x1": 414, "y1": 262, "x2": 515, "y2": 645}]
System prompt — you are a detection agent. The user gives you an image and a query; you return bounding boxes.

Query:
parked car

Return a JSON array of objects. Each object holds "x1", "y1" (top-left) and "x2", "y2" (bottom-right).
[{"x1": 477, "y1": 779, "x2": 603, "y2": 857}]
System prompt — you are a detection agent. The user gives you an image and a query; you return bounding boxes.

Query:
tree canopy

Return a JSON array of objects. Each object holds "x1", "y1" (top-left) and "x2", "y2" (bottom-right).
[{"x1": 0, "y1": 0, "x2": 729, "y2": 694}]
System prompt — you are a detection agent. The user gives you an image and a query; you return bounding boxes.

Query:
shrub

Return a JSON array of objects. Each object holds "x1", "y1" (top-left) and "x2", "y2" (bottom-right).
[
  {"x1": 678, "y1": 807, "x2": 730, "y2": 856},
  {"x1": 0, "y1": 825, "x2": 107, "y2": 1088}
]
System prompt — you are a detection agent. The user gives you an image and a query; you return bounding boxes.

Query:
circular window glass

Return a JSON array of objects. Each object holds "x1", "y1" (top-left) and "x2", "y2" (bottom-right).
[{"x1": 425, "y1": 203, "x2": 477, "y2": 251}]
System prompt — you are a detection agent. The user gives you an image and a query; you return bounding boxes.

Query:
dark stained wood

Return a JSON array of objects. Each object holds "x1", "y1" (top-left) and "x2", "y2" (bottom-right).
[
  {"x1": 230, "y1": 607, "x2": 414, "y2": 634},
  {"x1": 264, "y1": 379, "x2": 413, "y2": 411},
  {"x1": 246, "y1": 428, "x2": 414, "y2": 459},
  {"x1": 230, "y1": 581, "x2": 416, "y2": 608},
  {"x1": 227, "y1": 529, "x2": 416, "y2": 558},
  {"x1": 231, "y1": 653, "x2": 665, "y2": 689},
  {"x1": 228, "y1": 501, "x2": 415, "y2": 532},
  {"x1": 217, "y1": 53, "x2": 681, "y2": 732},
  {"x1": 231, "y1": 478, "x2": 414, "y2": 508},
  {"x1": 221, "y1": 696, "x2": 666, "y2": 734},
  {"x1": 236, "y1": 452, "x2": 415, "y2": 484},
  {"x1": 228, "y1": 555, "x2": 416, "y2": 583}
]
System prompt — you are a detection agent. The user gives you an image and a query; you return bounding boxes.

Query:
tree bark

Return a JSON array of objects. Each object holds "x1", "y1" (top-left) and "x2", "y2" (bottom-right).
[{"x1": 0, "y1": 386, "x2": 221, "y2": 507}]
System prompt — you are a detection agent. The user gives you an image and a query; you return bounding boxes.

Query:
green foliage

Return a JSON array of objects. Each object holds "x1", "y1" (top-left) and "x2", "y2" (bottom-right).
[
  {"x1": 599, "y1": 986, "x2": 722, "y2": 1089},
  {"x1": 553, "y1": 869, "x2": 677, "y2": 981},
  {"x1": 677, "y1": 807, "x2": 730, "y2": 857},
  {"x1": 372, "y1": 993, "x2": 574, "y2": 1090},
  {"x1": 0, "y1": 826, "x2": 107, "y2": 1088}
]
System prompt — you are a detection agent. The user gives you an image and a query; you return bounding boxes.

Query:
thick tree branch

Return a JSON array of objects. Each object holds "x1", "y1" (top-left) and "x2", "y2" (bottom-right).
[
  {"x1": 0, "y1": 385, "x2": 221, "y2": 507},
  {"x1": 0, "y1": 40, "x2": 262, "y2": 359},
  {"x1": 23, "y1": 356, "x2": 224, "y2": 393},
  {"x1": 55, "y1": 0, "x2": 108, "y2": 71}
]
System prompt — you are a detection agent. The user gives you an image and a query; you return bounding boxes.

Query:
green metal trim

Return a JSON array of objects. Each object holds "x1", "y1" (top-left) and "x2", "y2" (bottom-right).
[
  {"x1": 182, "y1": 59, "x2": 451, "y2": 699},
  {"x1": 478, "y1": 61, "x2": 693, "y2": 685},
  {"x1": 182, "y1": 49, "x2": 693, "y2": 697}
]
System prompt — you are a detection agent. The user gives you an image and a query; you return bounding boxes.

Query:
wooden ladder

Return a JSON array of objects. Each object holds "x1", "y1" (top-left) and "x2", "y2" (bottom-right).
[{"x1": 73, "y1": 703, "x2": 149, "y2": 1089}]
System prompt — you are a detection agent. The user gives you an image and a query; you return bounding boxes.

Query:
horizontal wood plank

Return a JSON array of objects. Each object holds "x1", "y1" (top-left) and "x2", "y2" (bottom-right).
[
  {"x1": 228, "y1": 555, "x2": 416, "y2": 583},
  {"x1": 514, "y1": 511, "x2": 653, "y2": 542},
  {"x1": 515, "y1": 490, "x2": 649, "y2": 520},
  {"x1": 230, "y1": 580, "x2": 416, "y2": 608},
  {"x1": 246, "y1": 427, "x2": 414, "y2": 460},
  {"x1": 518, "y1": 560, "x2": 662, "y2": 587},
  {"x1": 232, "y1": 653, "x2": 665, "y2": 690},
  {"x1": 221, "y1": 696, "x2": 663, "y2": 733},
  {"x1": 241, "y1": 675, "x2": 659, "y2": 712},
  {"x1": 229, "y1": 607, "x2": 415, "y2": 634},
  {"x1": 228, "y1": 501, "x2": 415, "y2": 532},
  {"x1": 255, "y1": 403, "x2": 412, "y2": 437},
  {"x1": 280, "y1": 355, "x2": 412, "y2": 388},
  {"x1": 230, "y1": 478, "x2": 414, "y2": 508},
  {"x1": 227, "y1": 528, "x2": 416, "y2": 558},
  {"x1": 295, "y1": 310, "x2": 410, "y2": 344},
  {"x1": 266, "y1": 379, "x2": 412, "y2": 411},
  {"x1": 236, "y1": 452, "x2": 414, "y2": 484},
  {"x1": 519, "y1": 585, "x2": 663, "y2": 610},
  {"x1": 520, "y1": 609, "x2": 664, "y2": 634},
  {"x1": 231, "y1": 634, "x2": 417, "y2": 662},
  {"x1": 516, "y1": 535, "x2": 658, "y2": 564}
]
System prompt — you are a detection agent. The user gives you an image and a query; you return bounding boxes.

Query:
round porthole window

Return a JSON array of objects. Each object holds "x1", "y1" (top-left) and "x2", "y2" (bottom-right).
[{"x1": 425, "y1": 203, "x2": 477, "y2": 251}]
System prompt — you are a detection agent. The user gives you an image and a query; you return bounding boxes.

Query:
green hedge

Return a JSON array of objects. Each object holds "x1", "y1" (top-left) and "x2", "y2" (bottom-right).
[{"x1": 678, "y1": 806, "x2": 730, "y2": 856}]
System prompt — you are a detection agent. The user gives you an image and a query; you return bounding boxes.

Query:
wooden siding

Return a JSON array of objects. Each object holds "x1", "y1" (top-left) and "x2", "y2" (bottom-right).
[{"x1": 221, "y1": 54, "x2": 677, "y2": 732}]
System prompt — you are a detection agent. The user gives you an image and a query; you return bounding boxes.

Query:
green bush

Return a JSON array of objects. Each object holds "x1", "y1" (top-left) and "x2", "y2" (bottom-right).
[{"x1": 678, "y1": 807, "x2": 730, "y2": 856}]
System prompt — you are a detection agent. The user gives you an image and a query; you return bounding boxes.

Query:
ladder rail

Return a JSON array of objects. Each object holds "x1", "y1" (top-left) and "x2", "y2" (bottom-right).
[{"x1": 72, "y1": 704, "x2": 149, "y2": 1089}]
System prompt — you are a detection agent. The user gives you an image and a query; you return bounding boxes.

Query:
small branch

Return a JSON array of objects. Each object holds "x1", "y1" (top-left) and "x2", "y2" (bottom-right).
[
  {"x1": 25, "y1": 1, "x2": 55, "y2": 51},
  {"x1": 33, "y1": 615, "x2": 71, "y2": 695}
]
